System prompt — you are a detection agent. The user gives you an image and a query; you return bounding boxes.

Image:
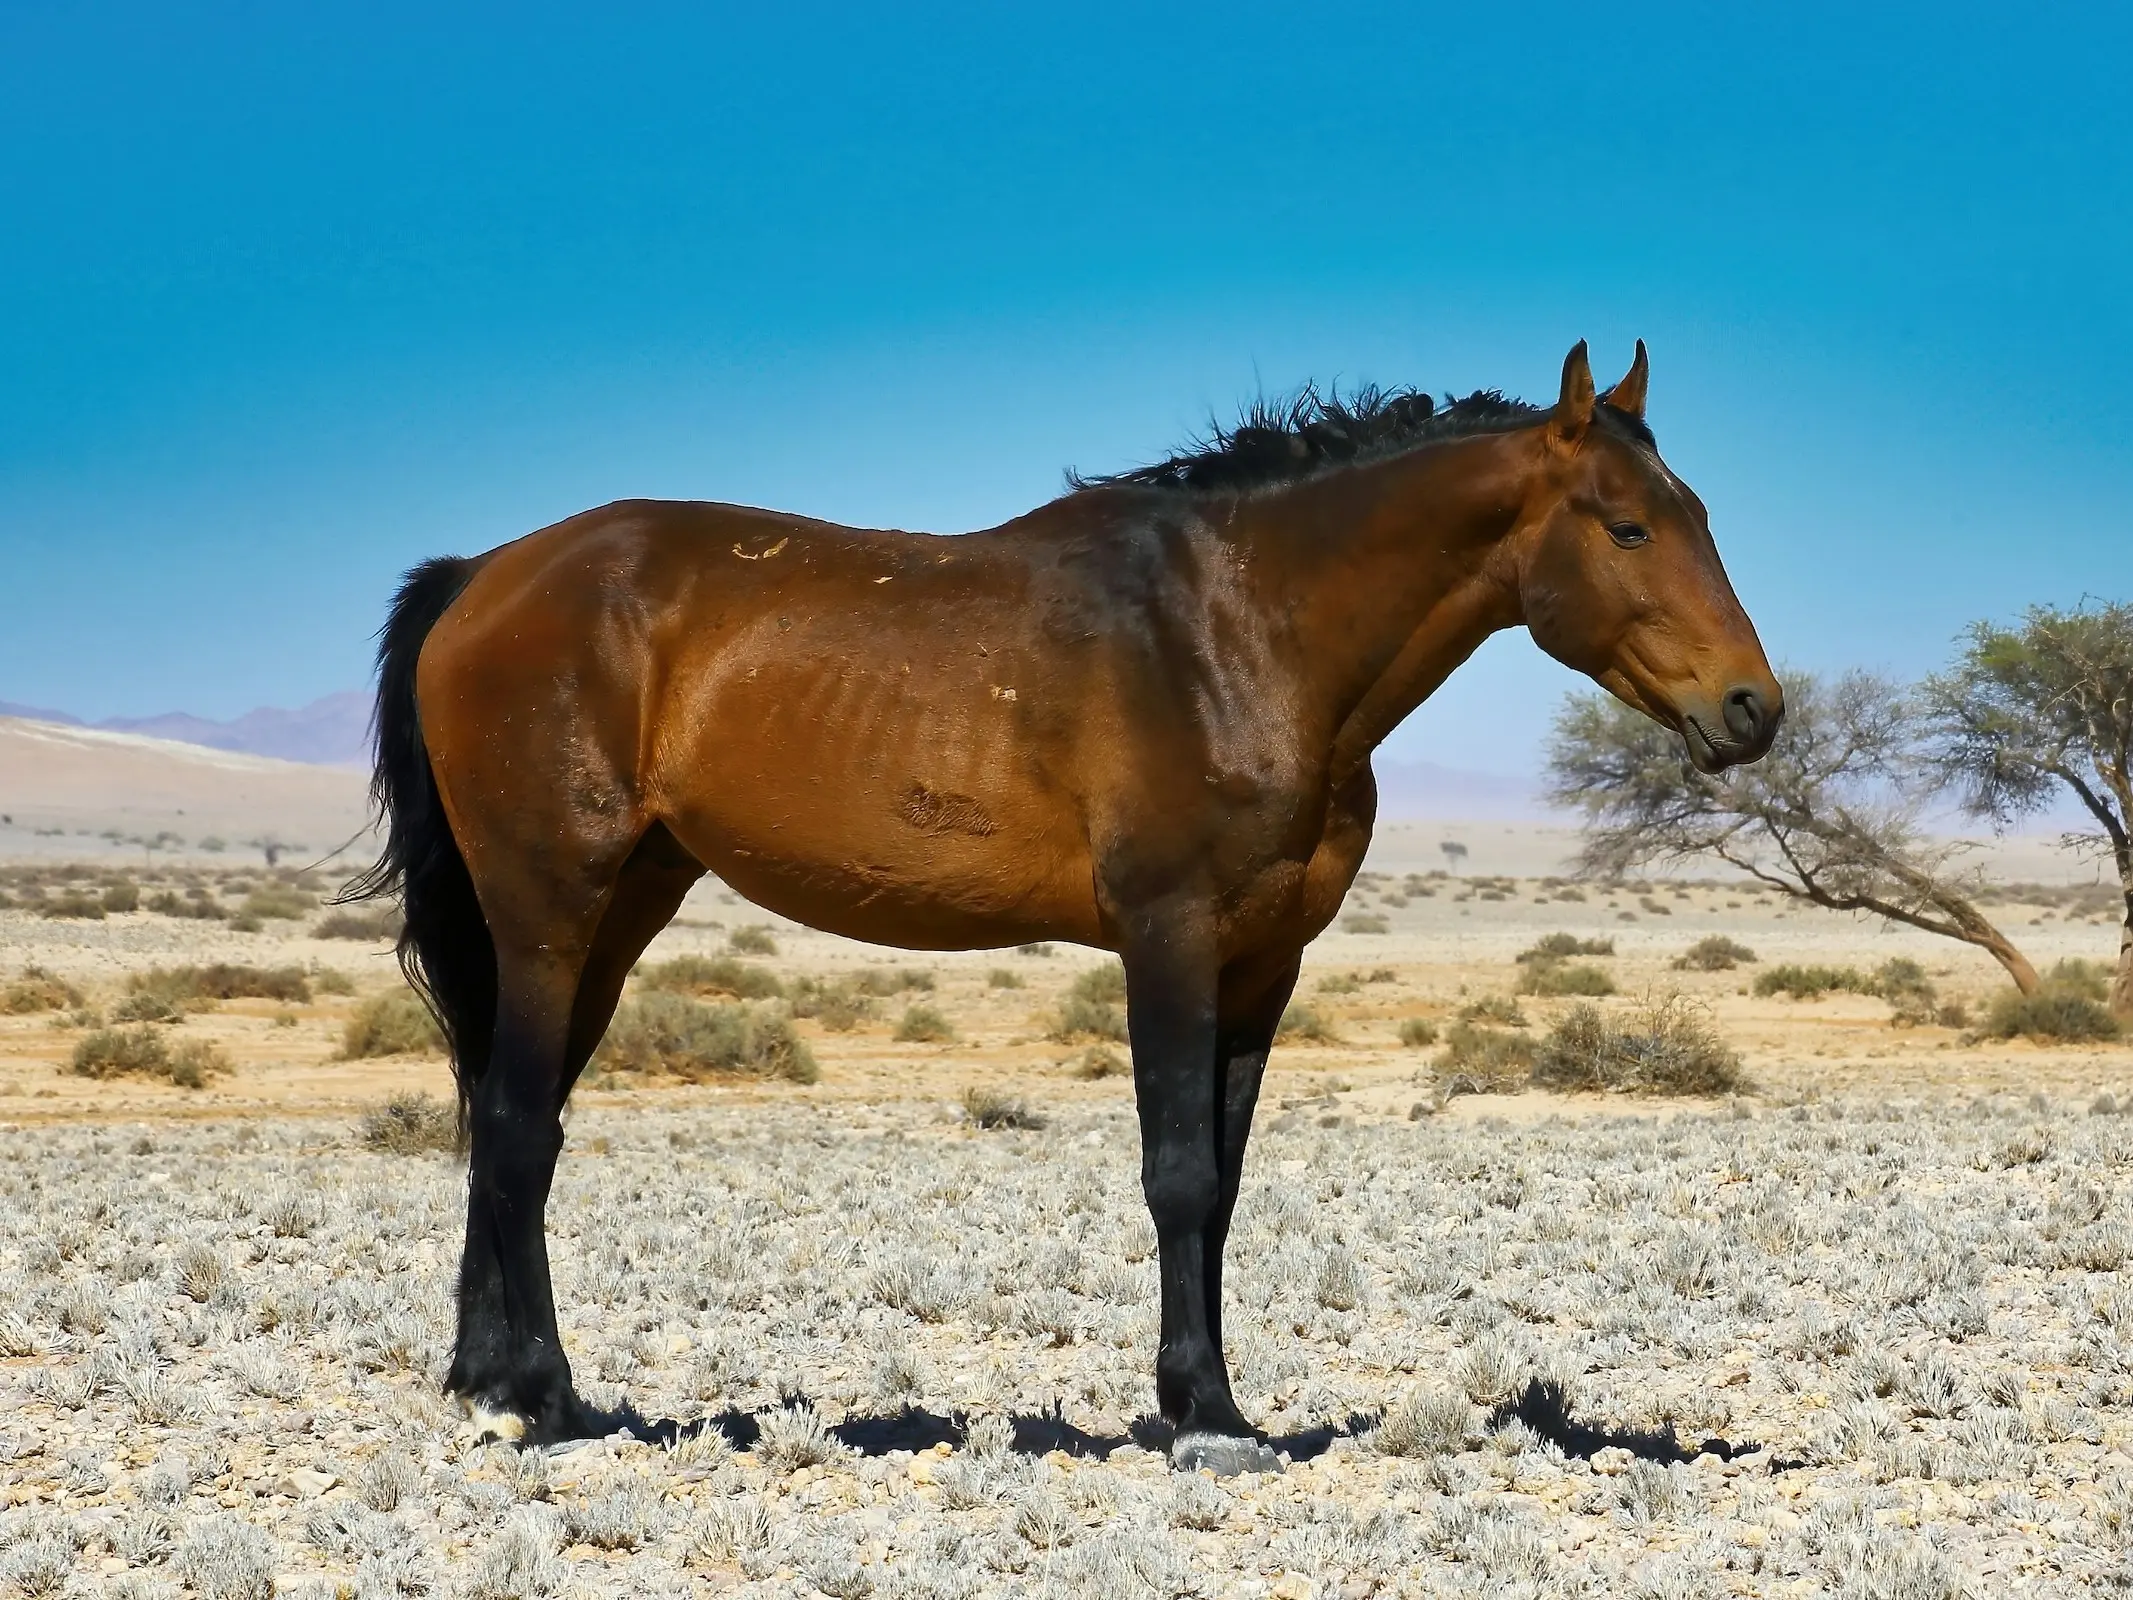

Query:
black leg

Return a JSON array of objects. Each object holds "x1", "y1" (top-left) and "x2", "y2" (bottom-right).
[
  {"x1": 446, "y1": 956, "x2": 610, "y2": 1445},
  {"x1": 1203, "y1": 954, "x2": 1300, "y2": 1367},
  {"x1": 1120, "y1": 920, "x2": 1275, "y2": 1470}
]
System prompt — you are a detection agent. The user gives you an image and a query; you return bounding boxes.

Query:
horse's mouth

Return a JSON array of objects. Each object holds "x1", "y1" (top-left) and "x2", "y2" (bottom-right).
[{"x1": 1682, "y1": 715, "x2": 1746, "y2": 774}]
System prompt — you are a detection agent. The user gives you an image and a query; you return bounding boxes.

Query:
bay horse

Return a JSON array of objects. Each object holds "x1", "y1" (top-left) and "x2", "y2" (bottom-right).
[{"x1": 349, "y1": 341, "x2": 1781, "y2": 1472}]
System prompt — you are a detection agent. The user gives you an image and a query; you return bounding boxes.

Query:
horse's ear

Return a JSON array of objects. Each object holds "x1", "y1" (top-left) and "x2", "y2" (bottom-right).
[
  {"x1": 1551, "y1": 339, "x2": 1595, "y2": 451},
  {"x1": 1602, "y1": 338, "x2": 1648, "y2": 420}
]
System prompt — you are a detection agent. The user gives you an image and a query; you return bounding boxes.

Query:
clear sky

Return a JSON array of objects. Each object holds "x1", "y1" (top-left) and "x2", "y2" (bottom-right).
[{"x1": 2, "y1": 2, "x2": 2126, "y2": 774}]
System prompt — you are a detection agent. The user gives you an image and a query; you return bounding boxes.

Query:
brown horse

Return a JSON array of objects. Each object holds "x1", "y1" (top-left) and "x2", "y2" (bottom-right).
[{"x1": 350, "y1": 341, "x2": 1780, "y2": 1470}]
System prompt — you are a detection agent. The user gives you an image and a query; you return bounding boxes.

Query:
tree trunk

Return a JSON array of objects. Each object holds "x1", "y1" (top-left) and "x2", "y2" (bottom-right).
[
  {"x1": 2114, "y1": 894, "x2": 2133, "y2": 1020},
  {"x1": 1980, "y1": 933, "x2": 2041, "y2": 997}
]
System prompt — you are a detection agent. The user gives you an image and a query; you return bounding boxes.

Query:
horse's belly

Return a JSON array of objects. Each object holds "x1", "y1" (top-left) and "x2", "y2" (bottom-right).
[{"x1": 661, "y1": 779, "x2": 1101, "y2": 951}]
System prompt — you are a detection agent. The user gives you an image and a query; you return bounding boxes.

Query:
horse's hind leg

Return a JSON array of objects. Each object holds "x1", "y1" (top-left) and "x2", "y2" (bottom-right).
[{"x1": 450, "y1": 823, "x2": 704, "y2": 1445}]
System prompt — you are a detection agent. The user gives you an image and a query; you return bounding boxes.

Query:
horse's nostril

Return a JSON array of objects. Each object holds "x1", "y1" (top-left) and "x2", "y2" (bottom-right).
[{"x1": 1723, "y1": 685, "x2": 1771, "y2": 747}]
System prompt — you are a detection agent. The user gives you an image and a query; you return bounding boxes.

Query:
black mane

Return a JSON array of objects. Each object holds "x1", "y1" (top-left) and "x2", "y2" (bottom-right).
[{"x1": 1070, "y1": 383, "x2": 1652, "y2": 495}]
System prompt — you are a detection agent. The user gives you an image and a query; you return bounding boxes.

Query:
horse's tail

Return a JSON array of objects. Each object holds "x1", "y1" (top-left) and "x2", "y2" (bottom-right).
[{"x1": 341, "y1": 555, "x2": 495, "y2": 1130}]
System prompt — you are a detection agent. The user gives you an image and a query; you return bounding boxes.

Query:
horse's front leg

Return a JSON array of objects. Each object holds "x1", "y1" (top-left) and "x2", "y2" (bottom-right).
[{"x1": 1120, "y1": 913, "x2": 1281, "y2": 1474}]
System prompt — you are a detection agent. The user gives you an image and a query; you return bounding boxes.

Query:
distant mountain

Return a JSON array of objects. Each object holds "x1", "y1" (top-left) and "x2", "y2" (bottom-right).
[{"x1": 0, "y1": 692, "x2": 370, "y2": 767}]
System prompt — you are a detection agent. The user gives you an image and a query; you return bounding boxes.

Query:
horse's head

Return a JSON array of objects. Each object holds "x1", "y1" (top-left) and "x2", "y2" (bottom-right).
[{"x1": 1514, "y1": 341, "x2": 1782, "y2": 773}]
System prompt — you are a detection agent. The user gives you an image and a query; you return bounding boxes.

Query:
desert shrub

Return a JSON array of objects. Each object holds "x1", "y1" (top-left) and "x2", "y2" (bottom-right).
[
  {"x1": 68, "y1": 1026, "x2": 221, "y2": 1085},
  {"x1": 1517, "y1": 933, "x2": 1614, "y2": 963},
  {"x1": 1052, "y1": 963, "x2": 1128, "y2": 1041},
  {"x1": 165, "y1": 1039, "x2": 232, "y2": 1089},
  {"x1": 41, "y1": 891, "x2": 105, "y2": 919},
  {"x1": 1397, "y1": 1017, "x2": 1439, "y2": 1048},
  {"x1": 1979, "y1": 985, "x2": 2121, "y2": 1044},
  {"x1": 893, "y1": 1002, "x2": 955, "y2": 1043},
  {"x1": 852, "y1": 966, "x2": 935, "y2": 996},
  {"x1": 241, "y1": 884, "x2": 314, "y2": 920},
  {"x1": 100, "y1": 880, "x2": 140, "y2": 913},
  {"x1": 1017, "y1": 942, "x2": 1054, "y2": 957},
  {"x1": 1459, "y1": 994, "x2": 1528, "y2": 1026},
  {"x1": 2, "y1": 966, "x2": 82, "y2": 1013},
  {"x1": 640, "y1": 953, "x2": 783, "y2": 1000},
  {"x1": 132, "y1": 963, "x2": 311, "y2": 1003},
  {"x1": 1754, "y1": 963, "x2": 1874, "y2": 1000},
  {"x1": 1674, "y1": 935, "x2": 1758, "y2": 971},
  {"x1": 595, "y1": 992, "x2": 817, "y2": 1083},
  {"x1": 1342, "y1": 913, "x2": 1391, "y2": 935},
  {"x1": 312, "y1": 967, "x2": 356, "y2": 996},
  {"x1": 1275, "y1": 1003, "x2": 1340, "y2": 1044},
  {"x1": 359, "y1": 1092, "x2": 461, "y2": 1155},
  {"x1": 1069, "y1": 963, "x2": 1125, "y2": 1004},
  {"x1": 1517, "y1": 960, "x2": 1616, "y2": 997},
  {"x1": 312, "y1": 907, "x2": 402, "y2": 941},
  {"x1": 987, "y1": 968, "x2": 1024, "y2": 989},
  {"x1": 71, "y1": 1025, "x2": 169, "y2": 1077},
  {"x1": 1072, "y1": 1045, "x2": 1127, "y2": 1078},
  {"x1": 145, "y1": 889, "x2": 225, "y2": 920},
  {"x1": 727, "y1": 925, "x2": 779, "y2": 956},
  {"x1": 2042, "y1": 958, "x2": 2113, "y2": 1001},
  {"x1": 341, "y1": 991, "x2": 445, "y2": 1058},
  {"x1": 787, "y1": 978, "x2": 874, "y2": 1030},
  {"x1": 1531, "y1": 996, "x2": 1744, "y2": 1095},
  {"x1": 1435, "y1": 1022, "x2": 1535, "y2": 1090},
  {"x1": 1317, "y1": 972, "x2": 1361, "y2": 995},
  {"x1": 1873, "y1": 957, "x2": 1945, "y2": 1026},
  {"x1": 963, "y1": 1085, "x2": 1043, "y2": 1129},
  {"x1": 111, "y1": 990, "x2": 185, "y2": 1024}
]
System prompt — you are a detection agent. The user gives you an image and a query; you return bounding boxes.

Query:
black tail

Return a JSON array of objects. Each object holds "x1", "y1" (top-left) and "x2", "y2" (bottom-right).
[{"x1": 342, "y1": 556, "x2": 494, "y2": 1128}]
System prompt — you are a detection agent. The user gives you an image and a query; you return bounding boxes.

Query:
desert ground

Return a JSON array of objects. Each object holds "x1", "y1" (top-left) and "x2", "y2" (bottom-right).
[{"x1": 2, "y1": 815, "x2": 2130, "y2": 1598}]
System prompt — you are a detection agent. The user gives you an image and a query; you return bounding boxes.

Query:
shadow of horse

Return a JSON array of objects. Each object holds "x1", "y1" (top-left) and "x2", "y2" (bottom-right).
[{"x1": 617, "y1": 1379, "x2": 1765, "y2": 1470}]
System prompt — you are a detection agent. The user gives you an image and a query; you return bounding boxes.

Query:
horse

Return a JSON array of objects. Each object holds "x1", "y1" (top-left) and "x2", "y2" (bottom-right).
[{"x1": 348, "y1": 340, "x2": 1781, "y2": 1473}]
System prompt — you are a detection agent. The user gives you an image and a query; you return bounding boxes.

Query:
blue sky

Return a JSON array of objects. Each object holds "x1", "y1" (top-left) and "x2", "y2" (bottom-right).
[{"x1": 2, "y1": 2, "x2": 2126, "y2": 774}]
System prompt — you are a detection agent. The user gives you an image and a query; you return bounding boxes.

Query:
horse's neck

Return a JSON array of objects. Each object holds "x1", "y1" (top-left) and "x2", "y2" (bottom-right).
[{"x1": 1249, "y1": 434, "x2": 1531, "y2": 782}]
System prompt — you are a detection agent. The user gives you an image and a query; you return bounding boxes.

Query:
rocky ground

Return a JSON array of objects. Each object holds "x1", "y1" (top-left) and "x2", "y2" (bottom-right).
[
  {"x1": 2, "y1": 849, "x2": 2130, "y2": 1597},
  {"x1": 6, "y1": 1089, "x2": 2133, "y2": 1598}
]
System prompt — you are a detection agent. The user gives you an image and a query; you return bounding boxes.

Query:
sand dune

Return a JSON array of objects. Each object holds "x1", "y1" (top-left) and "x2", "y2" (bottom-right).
[{"x1": 0, "y1": 715, "x2": 374, "y2": 863}]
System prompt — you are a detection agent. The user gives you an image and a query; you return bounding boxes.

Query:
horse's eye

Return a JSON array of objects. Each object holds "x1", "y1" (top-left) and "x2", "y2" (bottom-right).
[{"x1": 1608, "y1": 521, "x2": 1650, "y2": 549}]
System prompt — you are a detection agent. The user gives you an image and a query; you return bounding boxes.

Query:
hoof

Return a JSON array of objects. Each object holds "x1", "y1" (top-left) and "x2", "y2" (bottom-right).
[
  {"x1": 1170, "y1": 1431, "x2": 1283, "y2": 1477},
  {"x1": 458, "y1": 1397, "x2": 529, "y2": 1447}
]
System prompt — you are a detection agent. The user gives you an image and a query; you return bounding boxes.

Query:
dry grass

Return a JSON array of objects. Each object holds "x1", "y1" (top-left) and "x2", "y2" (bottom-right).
[
  {"x1": 2, "y1": 965, "x2": 82, "y2": 1014},
  {"x1": 1530, "y1": 995, "x2": 1746, "y2": 1095},
  {"x1": 357, "y1": 1091, "x2": 461, "y2": 1156},
  {"x1": 594, "y1": 992, "x2": 818, "y2": 1083},
  {"x1": 6, "y1": 1095, "x2": 2132, "y2": 1594},
  {"x1": 339, "y1": 990, "x2": 445, "y2": 1059}
]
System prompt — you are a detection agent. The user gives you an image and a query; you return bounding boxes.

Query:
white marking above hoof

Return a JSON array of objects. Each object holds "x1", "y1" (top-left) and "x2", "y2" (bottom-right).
[
  {"x1": 1169, "y1": 1432, "x2": 1283, "y2": 1477},
  {"x1": 458, "y1": 1398, "x2": 528, "y2": 1446}
]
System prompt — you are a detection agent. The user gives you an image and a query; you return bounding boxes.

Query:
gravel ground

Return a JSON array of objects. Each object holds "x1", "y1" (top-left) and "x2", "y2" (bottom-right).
[{"x1": 5, "y1": 1093, "x2": 2133, "y2": 1598}]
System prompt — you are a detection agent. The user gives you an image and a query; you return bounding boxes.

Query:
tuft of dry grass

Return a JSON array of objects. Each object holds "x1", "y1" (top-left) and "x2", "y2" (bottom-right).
[
  {"x1": 1531, "y1": 995, "x2": 1744, "y2": 1095},
  {"x1": 1435, "y1": 1022, "x2": 1535, "y2": 1091},
  {"x1": 1397, "y1": 1017, "x2": 1439, "y2": 1048},
  {"x1": 69, "y1": 1026, "x2": 229, "y2": 1088},
  {"x1": 1754, "y1": 963, "x2": 1874, "y2": 1000},
  {"x1": 131, "y1": 963, "x2": 312, "y2": 1005},
  {"x1": 1274, "y1": 1003, "x2": 1341, "y2": 1044},
  {"x1": 639, "y1": 953, "x2": 784, "y2": 1000},
  {"x1": 1071, "y1": 1045, "x2": 1127, "y2": 1078},
  {"x1": 340, "y1": 991, "x2": 445, "y2": 1059},
  {"x1": 1516, "y1": 933, "x2": 1615, "y2": 963},
  {"x1": 359, "y1": 1092, "x2": 461, "y2": 1156},
  {"x1": 963, "y1": 1085, "x2": 1044, "y2": 1129},
  {"x1": 2, "y1": 966, "x2": 83, "y2": 1014},
  {"x1": 1518, "y1": 960, "x2": 1616, "y2": 997},
  {"x1": 1979, "y1": 984, "x2": 2120, "y2": 1044},
  {"x1": 727, "y1": 925, "x2": 779, "y2": 956},
  {"x1": 892, "y1": 1002, "x2": 955, "y2": 1043},
  {"x1": 595, "y1": 992, "x2": 817, "y2": 1083},
  {"x1": 311, "y1": 907, "x2": 402, "y2": 941},
  {"x1": 1674, "y1": 934, "x2": 1758, "y2": 971},
  {"x1": 1051, "y1": 963, "x2": 1128, "y2": 1042}
]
